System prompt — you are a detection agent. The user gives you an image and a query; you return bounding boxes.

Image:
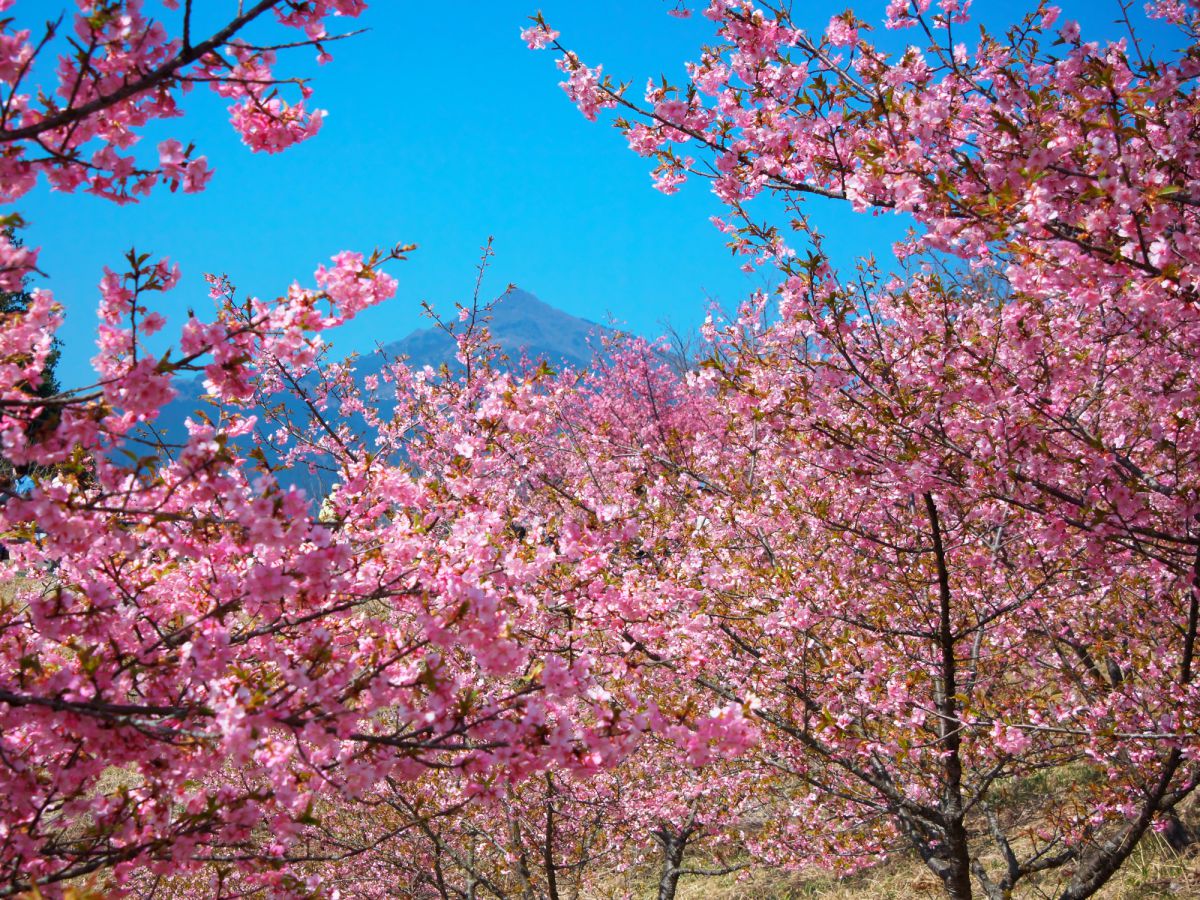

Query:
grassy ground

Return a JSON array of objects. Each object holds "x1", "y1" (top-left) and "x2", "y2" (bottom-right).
[
  {"x1": 653, "y1": 834, "x2": 1200, "y2": 900},
  {"x1": 639, "y1": 764, "x2": 1200, "y2": 899},
  {"x1": 596, "y1": 776, "x2": 1200, "y2": 900}
]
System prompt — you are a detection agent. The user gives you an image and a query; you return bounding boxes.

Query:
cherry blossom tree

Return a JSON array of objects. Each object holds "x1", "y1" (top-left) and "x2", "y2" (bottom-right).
[
  {"x1": 0, "y1": 5, "x2": 645, "y2": 896},
  {"x1": 520, "y1": 1, "x2": 1200, "y2": 897},
  {"x1": 225, "y1": 749, "x2": 752, "y2": 900}
]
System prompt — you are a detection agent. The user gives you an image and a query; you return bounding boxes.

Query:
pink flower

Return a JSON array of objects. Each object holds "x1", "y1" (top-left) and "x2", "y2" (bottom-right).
[
  {"x1": 520, "y1": 23, "x2": 560, "y2": 50},
  {"x1": 825, "y1": 14, "x2": 859, "y2": 47},
  {"x1": 182, "y1": 156, "x2": 213, "y2": 193}
]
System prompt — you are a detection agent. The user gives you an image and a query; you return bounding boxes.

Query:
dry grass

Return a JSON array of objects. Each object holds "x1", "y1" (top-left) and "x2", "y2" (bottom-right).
[
  {"x1": 658, "y1": 834, "x2": 1200, "y2": 900},
  {"x1": 604, "y1": 768, "x2": 1200, "y2": 900},
  {"x1": 648, "y1": 763, "x2": 1200, "y2": 899}
]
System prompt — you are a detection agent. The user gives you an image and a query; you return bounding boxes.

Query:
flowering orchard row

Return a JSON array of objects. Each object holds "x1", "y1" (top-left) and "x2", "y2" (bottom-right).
[{"x1": 0, "y1": 2, "x2": 1198, "y2": 898}]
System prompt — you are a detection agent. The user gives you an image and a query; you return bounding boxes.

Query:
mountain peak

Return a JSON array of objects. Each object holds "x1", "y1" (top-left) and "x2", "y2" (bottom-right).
[
  {"x1": 147, "y1": 288, "x2": 608, "y2": 498},
  {"x1": 378, "y1": 289, "x2": 604, "y2": 372}
]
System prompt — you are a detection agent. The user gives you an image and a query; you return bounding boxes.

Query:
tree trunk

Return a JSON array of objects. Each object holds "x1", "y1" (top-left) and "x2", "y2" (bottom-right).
[
  {"x1": 926, "y1": 494, "x2": 975, "y2": 900},
  {"x1": 656, "y1": 831, "x2": 686, "y2": 900},
  {"x1": 543, "y1": 775, "x2": 560, "y2": 900}
]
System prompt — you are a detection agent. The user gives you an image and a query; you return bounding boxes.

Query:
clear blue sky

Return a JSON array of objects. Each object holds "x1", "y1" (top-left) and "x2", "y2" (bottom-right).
[{"x1": 15, "y1": 1, "x2": 1177, "y2": 388}]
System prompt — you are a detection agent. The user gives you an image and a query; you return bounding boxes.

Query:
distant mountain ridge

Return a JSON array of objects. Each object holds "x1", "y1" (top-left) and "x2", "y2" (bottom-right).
[
  {"x1": 370, "y1": 288, "x2": 606, "y2": 373},
  {"x1": 144, "y1": 289, "x2": 608, "y2": 494}
]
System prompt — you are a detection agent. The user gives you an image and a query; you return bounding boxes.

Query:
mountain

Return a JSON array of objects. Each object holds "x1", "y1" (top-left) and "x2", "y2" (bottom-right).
[
  {"x1": 368, "y1": 288, "x2": 606, "y2": 373},
  {"x1": 141, "y1": 289, "x2": 608, "y2": 494}
]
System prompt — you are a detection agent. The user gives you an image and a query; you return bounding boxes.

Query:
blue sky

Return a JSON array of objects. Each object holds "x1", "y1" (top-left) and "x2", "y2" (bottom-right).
[{"x1": 15, "y1": 1, "x2": 1180, "y2": 388}]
